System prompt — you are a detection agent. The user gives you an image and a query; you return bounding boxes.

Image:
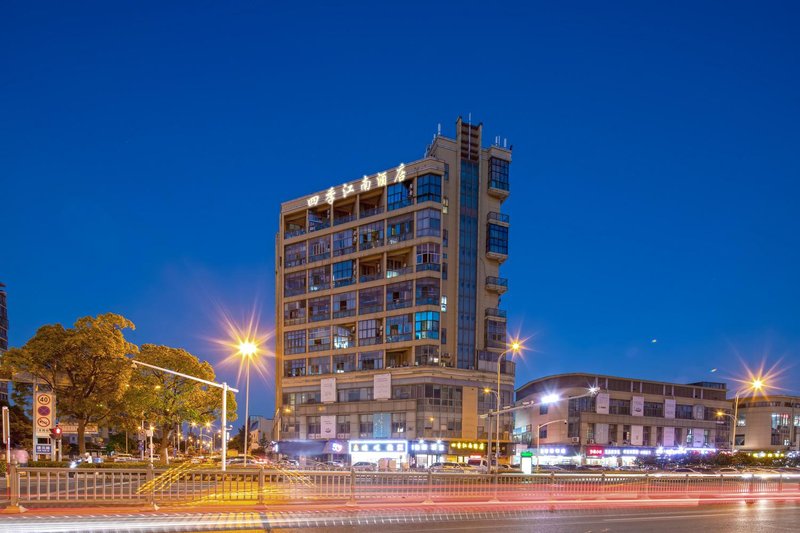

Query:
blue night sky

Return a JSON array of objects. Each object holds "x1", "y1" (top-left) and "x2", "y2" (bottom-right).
[{"x1": 2, "y1": 1, "x2": 800, "y2": 425}]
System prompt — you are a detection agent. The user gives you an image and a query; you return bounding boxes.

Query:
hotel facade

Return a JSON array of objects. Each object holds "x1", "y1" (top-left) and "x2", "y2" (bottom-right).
[
  {"x1": 274, "y1": 119, "x2": 515, "y2": 466},
  {"x1": 514, "y1": 373, "x2": 733, "y2": 467}
]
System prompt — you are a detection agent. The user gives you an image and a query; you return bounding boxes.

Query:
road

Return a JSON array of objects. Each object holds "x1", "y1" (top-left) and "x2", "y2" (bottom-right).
[{"x1": 0, "y1": 500, "x2": 798, "y2": 532}]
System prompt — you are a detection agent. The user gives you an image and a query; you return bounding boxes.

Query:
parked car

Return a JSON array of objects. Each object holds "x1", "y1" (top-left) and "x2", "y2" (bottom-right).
[
  {"x1": 112, "y1": 453, "x2": 135, "y2": 463},
  {"x1": 323, "y1": 461, "x2": 345, "y2": 470},
  {"x1": 351, "y1": 461, "x2": 377, "y2": 471},
  {"x1": 466, "y1": 458, "x2": 489, "y2": 473},
  {"x1": 430, "y1": 462, "x2": 464, "y2": 473},
  {"x1": 672, "y1": 467, "x2": 700, "y2": 473}
]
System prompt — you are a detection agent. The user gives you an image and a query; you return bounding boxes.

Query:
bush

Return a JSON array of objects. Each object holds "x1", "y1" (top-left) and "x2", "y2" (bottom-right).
[
  {"x1": 28, "y1": 461, "x2": 71, "y2": 468},
  {"x1": 77, "y1": 461, "x2": 152, "y2": 469}
]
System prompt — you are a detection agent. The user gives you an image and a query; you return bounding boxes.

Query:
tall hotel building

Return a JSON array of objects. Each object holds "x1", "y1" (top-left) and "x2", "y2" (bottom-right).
[{"x1": 275, "y1": 119, "x2": 514, "y2": 465}]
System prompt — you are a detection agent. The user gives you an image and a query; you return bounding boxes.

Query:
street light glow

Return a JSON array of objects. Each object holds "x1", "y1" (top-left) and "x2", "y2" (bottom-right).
[
  {"x1": 542, "y1": 393, "x2": 560, "y2": 404},
  {"x1": 238, "y1": 341, "x2": 258, "y2": 357}
]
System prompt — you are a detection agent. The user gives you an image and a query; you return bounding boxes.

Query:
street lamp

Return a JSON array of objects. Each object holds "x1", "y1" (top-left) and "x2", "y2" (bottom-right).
[
  {"x1": 536, "y1": 418, "x2": 568, "y2": 471},
  {"x1": 493, "y1": 340, "x2": 522, "y2": 468},
  {"x1": 731, "y1": 378, "x2": 766, "y2": 452},
  {"x1": 238, "y1": 340, "x2": 258, "y2": 466}
]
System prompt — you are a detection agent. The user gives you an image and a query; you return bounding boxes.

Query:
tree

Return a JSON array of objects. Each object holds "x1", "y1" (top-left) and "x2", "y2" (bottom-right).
[
  {"x1": 123, "y1": 344, "x2": 237, "y2": 464},
  {"x1": 2, "y1": 313, "x2": 137, "y2": 454}
]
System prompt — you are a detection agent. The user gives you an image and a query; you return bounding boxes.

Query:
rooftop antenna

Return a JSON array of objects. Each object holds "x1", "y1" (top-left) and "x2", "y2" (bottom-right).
[
  {"x1": 504, "y1": 138, "x2": 507, "y2": 148},
  {"x1": 437, "y1": 123, "x2": 441, "y2": 136}
]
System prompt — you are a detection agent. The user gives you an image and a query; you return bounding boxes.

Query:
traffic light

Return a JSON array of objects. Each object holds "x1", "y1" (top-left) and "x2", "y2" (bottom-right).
[{"x1": 50, "y1": 425, "x2": 63, "y2": 440}]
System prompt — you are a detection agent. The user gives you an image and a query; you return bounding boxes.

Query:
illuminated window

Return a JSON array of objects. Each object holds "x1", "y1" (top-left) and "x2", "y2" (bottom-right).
[
  {"x1": 283, "y1": 358, "x2": 306, "y2": 377},
  {"x1": 414, "y1": 311, "x2": 440, "y2": 340}
]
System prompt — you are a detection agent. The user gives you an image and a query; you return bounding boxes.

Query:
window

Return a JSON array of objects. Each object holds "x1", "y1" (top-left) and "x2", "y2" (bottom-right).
[
  {"x1": 414, "y1": 345, "x2": 439, "y2": 366},
  {"x1": 308, "y1": 211, "x2": 330, "y2": 232},
  {"x1": 308, "y1": 236, "x2": 330, "y2": 262},
  {"x1": 308, "y1": 326, "x2": 330, "y2": 352},
  {"x1": 416, "y1": 242, "x2": 441, "y2": 271},
  {"x1": 358, "y1": 351, "x2": 384, "y2": 370},
  {"x1": 387, "y1": 214, "x2": 413, "y2": 243},
  {"x1": 539, "y1": 404, "x2": 549, "y2": 415},
  {"x1": 643, "y1": 402, "x2": 663, "y2": 417},
  {"x1": 568, "y1": 396, "x2": 596, "y2": 415},
  {"x1": 538, "y1": 426, "x2": 548, "y2": 439},
  {"x1": 284, "y1": 271, "x2": 306, "y2": 296},
  {"x1": 333, "y1": 325, "x2": 355, "y2": 349},
  {"x1": 485, "y1": 319, "x2": 506, "y2": 349},
  {"x1": 416, "y1": 174, "x2": 442, "y2": 203},
  {"x1": 489, "y1": 158, "x2": 510, "y2": 191},
  {"x1": 337, "y1": 387, "x2": 373, "y2": 402},
  {"x1": 392, "y1": 412, "x2": 406, "y2": 434},
  {"x1": 308, "y1": 296, "x2": 330, "y2": 322},
  {"x1": 307, "y1": 416, "x2": 320, "y2": 436},
  {"x1": 332, "y1": 229, "x2": 356, "y2": 257},
  {"x1": 359, "y1": 221, "x2": 384, "y2": 250},
  {"x1": 333, "y1": 291, "x2": 356, "y2": 318},
  {"x1": 359, "y1": 414, "x2": 374, "y2": 436},
  {"x1": 675, "y1": 404, "x2": 694, "y2": 419},
  {"x1": 308, "y1": 355, "x2": 330, "y2": 375},
  {"x1": 415, "y1": 278, "x2": 440, "y2": 306},
  {"x1": 386, "y1": 280, "x2": 412, "y2": 310},
  {"x1": 358, "y1": 286, "x2": 383, "y2": 314},
  {"x1": 609, "y1": 399, "x2": 631, "y2": 416},
  {"x1": 487, "y1": 223, "x2": 509, "y2": 255},
  {"x1": 333, "y1": 260, "x2": 355, "y2": 287},
  {"x1": 357, "y1": 319, "x2": 382, "y2": 346},
  {"x1": 333, "y1": 353, "x2": 356, "y2": 373},
  {"x1": 283, "y1": 300, "x2": 306, "y2": 325},
  {"x1": 284, "y1": 330, "x2": 306, "y2": 355},
  {"x1": 385, "y1": 314, "x2": 412, "y2": 342},
  {"x1": 284, "y1": 358, "x2": 306, "y2": 377},
  {"x1": 387, "y1": 182, "x2": 412, "y2": 210},
  {"x1": 308, "y1": 265, "x2": 330, "y2": 292},
  {"x1": 416, "y1": 208, "x2": 441, "y2": 237},
  {"x1": 771, "y1": 413, "x2": 790, "y2": 429},
  {"x1": 414, "y1": 311, "x2": 439, "y2": 340},
  {"x1": 337, "y1": 415, "x2": 351, "y2": 435},
  {"x1": 285, "y1": 242, "x2": 306, "y2": 268}
]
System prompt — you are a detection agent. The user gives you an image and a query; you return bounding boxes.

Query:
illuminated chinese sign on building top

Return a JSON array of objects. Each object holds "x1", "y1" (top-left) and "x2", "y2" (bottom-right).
[{"x1": 306, "y1": 163, "x2": 407, "y2": 208}]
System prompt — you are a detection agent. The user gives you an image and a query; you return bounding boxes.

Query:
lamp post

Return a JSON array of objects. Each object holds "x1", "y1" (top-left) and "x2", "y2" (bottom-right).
[
  {"x1": 483, "y1": 388, "x2": 499, "y2": 468},
  {"x1": 536, "y1": 419, "x2": 568, "y2": 471},
  {"x1": 731, "y1": 378, "x2": 764, "y2": 453},
  {"x1": 238, "y1": 341, "x2": 258, "y2": 466},
  {"x1": 494, "y1": 341, "x2": 522, "y2": 468}
]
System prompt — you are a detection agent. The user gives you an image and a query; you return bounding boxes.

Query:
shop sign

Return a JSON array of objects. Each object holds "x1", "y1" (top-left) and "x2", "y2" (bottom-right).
[
  {"x1": 586, "y1": 445, "x2": 652, "y2": 457},
  {"x1": 536, "y1": 446, "x2": 569, "y2": 456},
  {"x1": 449, "y1": 441, "x2": 486, "y2": 452},
  {"x1": 349, "y1": 440, "x2": 407, "y2": 454},
  {"x1": 411, "y1": 441, "x2": 446, "y2": 453}
]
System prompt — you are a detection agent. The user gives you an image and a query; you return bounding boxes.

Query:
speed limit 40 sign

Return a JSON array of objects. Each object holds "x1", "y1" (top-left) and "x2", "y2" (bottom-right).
[{"x1": 35, "y1": 392, "x2": 56, "y2": 437}]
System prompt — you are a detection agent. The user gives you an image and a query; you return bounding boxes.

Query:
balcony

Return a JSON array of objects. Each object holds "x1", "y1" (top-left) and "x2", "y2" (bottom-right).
[
  {"x1": 486, "y1": 248, "x2": 508, "y2": 263},
  {"x1": 487, "y1": 212, "x2": 510, "y2": 226},
  {"x1": 387, "y1": 299, "x2": 412, "y2": 311},
  {"x1": 284, "y1": 228, "x2": 306, "y2": 240},
  {"x1": 386, "y1": 232, "x2": 413, "y2": 245},
  {"x1": 485, "y1": 276, "x2": 508, "y2": 294},
  {"x1": 485, "y1": 308, "x2": 507, "y2": 320},
  {"x1": 359, "y1": 272, "x2": 382, "y2": 283},
  {"x1": 334, "y1": 214, "x2": 357, "y2": 226},
  {"x1": 359, "y1": 206, "x2": 384, "y2": 219},
  {"x1": 333, "y1": 246, "x2": 356, "y2": 258},
  {"x1": 488, "y1": 179, "x2": 510, "y2": 200},
  {"x1": 333, "y1": 308, "x2": 356, "y2": 319},
  {"x1": 386, "y1": 266, "x2": 413, "y2": 279}
]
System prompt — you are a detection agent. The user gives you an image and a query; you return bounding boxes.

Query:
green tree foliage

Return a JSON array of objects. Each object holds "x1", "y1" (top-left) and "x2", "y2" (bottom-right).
[
  {"x1": 123, "y1": 344, "x2": 237, "y2": 464},
  {"x1": 2, "y1": 313, "x2": 137, "y2": 454}
]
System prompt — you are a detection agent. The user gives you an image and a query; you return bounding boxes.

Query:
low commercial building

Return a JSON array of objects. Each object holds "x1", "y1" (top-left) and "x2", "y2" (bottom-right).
[
  {"x1": 514, "y1": 373, "x2": 732, "y2": 467},
  {"x1": 734, "y1": 395, "x2": 800, "y2": 454}
]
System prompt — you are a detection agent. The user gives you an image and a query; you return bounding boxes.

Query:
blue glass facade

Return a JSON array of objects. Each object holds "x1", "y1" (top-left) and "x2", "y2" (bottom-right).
[{"x1": 457, "y1": 161, "x2": 479, "y2": 369}]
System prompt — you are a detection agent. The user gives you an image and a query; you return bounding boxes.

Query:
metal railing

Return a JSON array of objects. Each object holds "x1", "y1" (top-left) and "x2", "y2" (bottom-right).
[{"x1": 7, "y1": 464, "x2": 800, "y2": 508}]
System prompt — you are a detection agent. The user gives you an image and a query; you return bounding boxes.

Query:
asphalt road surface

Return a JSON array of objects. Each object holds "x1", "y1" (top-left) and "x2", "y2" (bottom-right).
[{"x1": 0, "y1": 501, "x2": 799, "y2": 532}]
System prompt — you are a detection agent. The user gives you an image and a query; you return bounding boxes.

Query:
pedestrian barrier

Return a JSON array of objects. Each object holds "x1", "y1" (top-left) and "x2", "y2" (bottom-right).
[{"x1": 6, "y1": 463, "x2": 800, "y2": 509}]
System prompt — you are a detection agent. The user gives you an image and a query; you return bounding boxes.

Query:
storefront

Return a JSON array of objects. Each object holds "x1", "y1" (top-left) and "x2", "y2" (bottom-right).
[
  {"x1": 410, "y1": 439, "x2": 447, "y2": 468},
  {"x1": 530, "y1": 444, "x2": 581, "y2": 467},
  {"x1": 348, "y1": 439, "x2": 408, "y2": 469},
  {"x1": 584, "y1": 445, "x2": 655, "y2": 467}
]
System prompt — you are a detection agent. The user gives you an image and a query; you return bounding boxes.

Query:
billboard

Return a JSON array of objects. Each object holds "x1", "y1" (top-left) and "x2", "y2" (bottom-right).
[
  {"x1": 320, "y1": 415, "x2": 336, "y2": 439},
  {"x1": 320, "y1": 377, "x2": 336, "y2": 404},
  {"x1": 594, "y1": 423, "x2": 609, "y2": 444},
  {"x1": 595, "y1": 393, "x2": 610, "y2": 414},
  {"x1": 664, "y1": 399, "x2": 676, "y2": 419},
  {"x1": 631, "y1": 425, "x2": 644, "y2": 445},
  {"x1": 693, "y1": 405, "x2": 705, "y2": 420},
  {"x1": 631, "y1": 396, "x2": 644, "y2": 417},
  {"x1": 374, "y1": 373, "x2": 391, "y2": 400},
  {"x1": 663, "y1": 426, "x2": 675, "y2": 447},
  {"x1": 692, "y1": 428, "x2": 706, "y2": 448}
]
